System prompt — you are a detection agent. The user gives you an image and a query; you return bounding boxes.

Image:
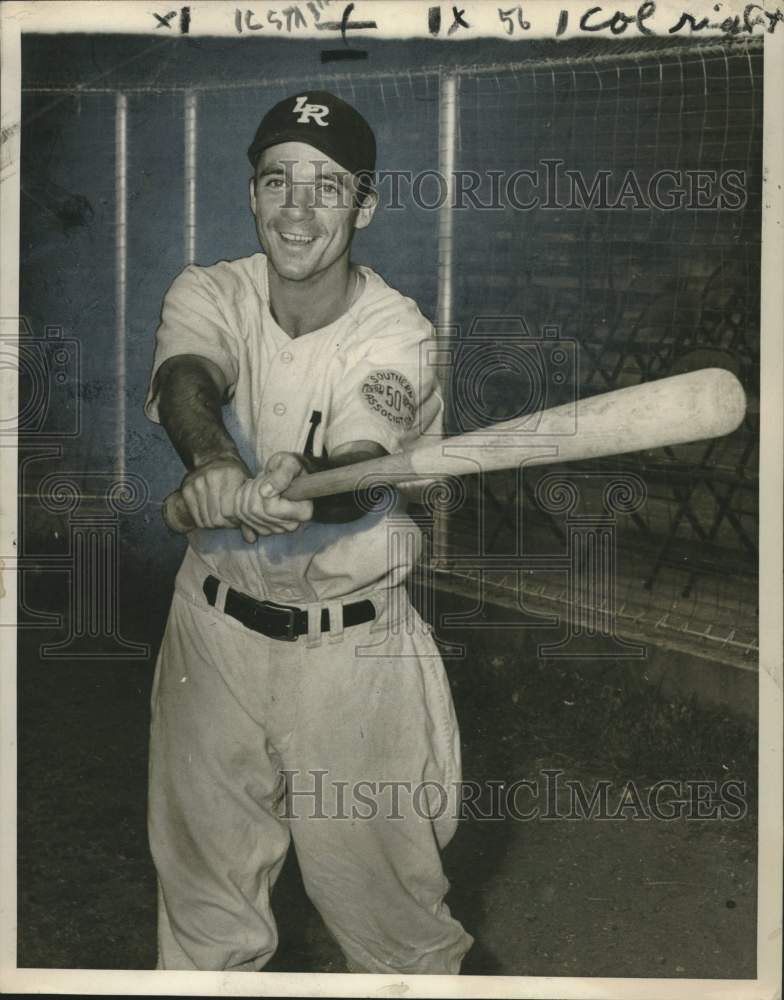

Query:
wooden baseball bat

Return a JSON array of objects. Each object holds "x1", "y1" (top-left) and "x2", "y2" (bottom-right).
[{"x1": 162, "y1": 368, "x2": 746, "y2": 534}]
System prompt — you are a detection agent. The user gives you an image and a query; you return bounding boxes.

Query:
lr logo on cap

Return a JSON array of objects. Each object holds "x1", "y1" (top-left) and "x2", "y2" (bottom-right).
[{"x1": 292, "y1": 95, "x2": 330, "y2": 126}]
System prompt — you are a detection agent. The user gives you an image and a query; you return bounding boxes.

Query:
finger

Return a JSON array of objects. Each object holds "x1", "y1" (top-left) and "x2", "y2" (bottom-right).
[
  {"x1": 239, "y1": 511, "x2": 292, "y2": 534},
  {"x1": 203, "y1": 475, "x2": 225, "y2": 526},
  {"x1": 233, "y1": 478, "x2": 254, "y2": 516},
  {"x1": 264, "y1": 496, "x2": 313, "y2": 523},
  {"x1": 233, "y1": 497, "x2": 283, "y2": 532},
  {"x1": 278, "y1": 520, "x2": 301, "y2": 532},
  {"x1": 182, "y1": 482, "x2": 205, "y2": 529},
  {"x1": 266, "y1": 451, "x2": 305, "y2": 477},
  {"x1": 240, "y1": 524, "x2": 257, "y2": 544},
  {"x1": 220, "y1": 477, "x2": 244, "y2": 522},
  {"x1": 195, "y1": 475, "x2": 239, "y2": 529},
  {"x1": 260, "y1": 516, "x2": 301, "y2": 533},
  {"x1": 234, "y1": 479, "x2": 306, "y2": 533},
  {"x1": 192, "y1": 476, "x2": 214, "y2": 527},
  {"x1": 235, "y1": 480, "x2": 271, "y2": 528},
  {"x1": 261, "y1": 453, "x2": 304, "y2": 496},
  {"x1": 205, "y1": 477, "x2": 236, "y2": 527}
]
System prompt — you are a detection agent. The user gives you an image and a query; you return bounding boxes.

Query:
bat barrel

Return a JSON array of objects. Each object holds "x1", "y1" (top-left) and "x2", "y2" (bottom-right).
[{"x1": 488, "y1": 366, "x2": 747, "y2": 465}]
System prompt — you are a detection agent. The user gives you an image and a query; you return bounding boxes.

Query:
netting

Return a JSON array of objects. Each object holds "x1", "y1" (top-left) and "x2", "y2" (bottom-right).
[
  {"x1": 20, "y1": 36, "x2": 762, "y2": 666},
  {"x1": 441, "y1": 39, "x2": 761, "y2": 666}
]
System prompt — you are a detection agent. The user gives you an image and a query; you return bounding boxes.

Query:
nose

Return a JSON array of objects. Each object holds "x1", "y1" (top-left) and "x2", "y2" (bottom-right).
[{"x1": 283, "y1": 181, "x2": 316, "y2": 219}]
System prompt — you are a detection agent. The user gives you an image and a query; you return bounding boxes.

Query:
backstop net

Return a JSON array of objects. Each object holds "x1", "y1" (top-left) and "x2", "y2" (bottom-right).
[{"x1": 20, "y1": 35, "x2": 762, "y2": 669}]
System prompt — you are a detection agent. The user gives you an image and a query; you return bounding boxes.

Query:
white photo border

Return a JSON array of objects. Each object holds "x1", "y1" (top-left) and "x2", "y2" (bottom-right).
[{"x1": 1, "y1": 2, "x2": 781, "y2": 997}]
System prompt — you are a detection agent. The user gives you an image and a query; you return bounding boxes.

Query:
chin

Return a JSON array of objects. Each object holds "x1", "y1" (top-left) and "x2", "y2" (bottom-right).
[{"x1": 269, "y1": 259, "x2": 318, "y2": 282}]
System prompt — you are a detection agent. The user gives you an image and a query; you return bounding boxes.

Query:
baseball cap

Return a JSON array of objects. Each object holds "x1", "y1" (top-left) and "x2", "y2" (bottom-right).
[{"x1": 247, "y1": 91, "x2": 376, "y2": 195}]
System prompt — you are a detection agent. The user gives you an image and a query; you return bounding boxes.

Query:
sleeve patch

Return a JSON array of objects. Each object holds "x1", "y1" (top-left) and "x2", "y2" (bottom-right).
[{"x1": 361, "y1": 369, "x2": 416, "y2": 429}]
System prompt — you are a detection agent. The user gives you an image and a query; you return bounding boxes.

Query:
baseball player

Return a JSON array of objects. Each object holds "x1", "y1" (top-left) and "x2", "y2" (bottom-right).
[{"x1": 144, "y1": 91, "x2": 473, "y2": 974}]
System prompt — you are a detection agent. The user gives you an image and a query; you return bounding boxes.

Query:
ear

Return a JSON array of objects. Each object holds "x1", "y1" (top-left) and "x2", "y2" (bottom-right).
[
  {"x1": 354, "y1": 189, "x2": 378, "y2": 231},
  {"x1": 249, "y1": 175, "x2": 257, "y2": 215}
]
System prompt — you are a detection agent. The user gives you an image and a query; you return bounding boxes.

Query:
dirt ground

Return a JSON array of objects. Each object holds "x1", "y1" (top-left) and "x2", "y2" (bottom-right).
[{"x1": 16, "y1": 587, "x2": 757, "y2": 979}]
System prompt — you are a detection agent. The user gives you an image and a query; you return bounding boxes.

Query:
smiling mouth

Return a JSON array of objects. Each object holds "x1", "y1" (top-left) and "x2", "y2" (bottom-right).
[{"x1": 278, "y1": 231, "x2": 316, "y2": 245}]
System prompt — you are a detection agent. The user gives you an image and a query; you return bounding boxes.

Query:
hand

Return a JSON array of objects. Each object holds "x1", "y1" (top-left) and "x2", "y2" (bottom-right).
[
  {"x1": 179, "y1": 453, "x2": 257, "y2": 543},
  {"x1": 234, "y1": 452, "x2": 314, "y2": 536}
]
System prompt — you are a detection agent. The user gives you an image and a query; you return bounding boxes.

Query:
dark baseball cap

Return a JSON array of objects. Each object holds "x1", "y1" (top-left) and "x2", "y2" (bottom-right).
[{"x1": 247, "y1": 91, "x2": 376, "y2": 193}]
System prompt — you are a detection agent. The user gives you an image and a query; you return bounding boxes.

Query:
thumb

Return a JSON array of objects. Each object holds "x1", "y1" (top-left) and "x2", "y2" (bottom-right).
[{"x1": 261, "y1": 452, "x2": 304, "y2": 496}]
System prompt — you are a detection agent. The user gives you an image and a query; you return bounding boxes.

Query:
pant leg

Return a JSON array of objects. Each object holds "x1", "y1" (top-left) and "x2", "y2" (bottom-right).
[
  {"x1": 148, "y1": 591, "x2": 297, "y2": 971},
  {"x1": 284, "y1": 593, "x2": 473, "y2": 975}
]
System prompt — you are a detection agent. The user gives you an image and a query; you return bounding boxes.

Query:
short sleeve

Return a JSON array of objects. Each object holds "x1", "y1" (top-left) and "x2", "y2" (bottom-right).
[
  {"x1": 325, "y1": 316, "x2": 444, "y2": 456},
  {"x1": 144, "y1": 265, "x2": 241, "y2": 423}
]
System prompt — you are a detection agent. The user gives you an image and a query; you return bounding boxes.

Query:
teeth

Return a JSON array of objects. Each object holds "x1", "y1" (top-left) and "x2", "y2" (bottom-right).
[{"x1": 279, "y1": 232, "x2": 314, "y2": 244}]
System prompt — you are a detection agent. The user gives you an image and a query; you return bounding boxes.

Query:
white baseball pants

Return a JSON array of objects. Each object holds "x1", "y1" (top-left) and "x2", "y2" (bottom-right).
[{"x1": 148, "y1": 581, "x2": 473, "y2": 973}]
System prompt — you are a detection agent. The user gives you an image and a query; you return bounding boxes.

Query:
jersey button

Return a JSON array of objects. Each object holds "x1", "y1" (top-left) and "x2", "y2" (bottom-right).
[
  {"x1": 280, "y1": 351, "x2": 293, "y2": 364},
  {"x1": 273, "y1": 403, "x2": 287, "y2": 416}
]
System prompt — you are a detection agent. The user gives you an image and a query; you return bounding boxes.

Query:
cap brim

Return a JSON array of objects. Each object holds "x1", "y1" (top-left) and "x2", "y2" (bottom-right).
[
  {"x1": 248, "y1": 130, "x2": 348, "y2": 170},
  {"x1": 247, "y1": 130, "x2": 376, "y2": 196}
]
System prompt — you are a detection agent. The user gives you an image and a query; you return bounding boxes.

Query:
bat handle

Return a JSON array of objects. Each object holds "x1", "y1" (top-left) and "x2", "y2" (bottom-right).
[
  {"x1": 161, "y1": 480, "x2": 315, "y2": 534},
  {"x1": 162, "y1": 453, "x2": 418, "y2": 534},
  {"x1": 160, "y1": 472, "x2": 356, "y2": 533}
]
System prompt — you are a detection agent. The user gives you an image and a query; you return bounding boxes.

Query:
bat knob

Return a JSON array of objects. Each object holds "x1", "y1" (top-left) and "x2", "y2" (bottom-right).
[{"x1": 162, "y1": 490, "x2": 195, "y2": 534}]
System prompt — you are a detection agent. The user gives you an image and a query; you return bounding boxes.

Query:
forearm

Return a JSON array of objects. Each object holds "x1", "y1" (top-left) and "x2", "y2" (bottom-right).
[
  {"x1": 156, "y1": 355, "x2": 240, "y2": 470},
  {"x1": 155, "y1": 356, "x2": 257, "y2": 539}
]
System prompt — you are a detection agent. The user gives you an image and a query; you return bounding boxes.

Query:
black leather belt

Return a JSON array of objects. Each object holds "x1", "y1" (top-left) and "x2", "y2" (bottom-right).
[{"x1": 202, "y1": 575, "x2": 376, "y2": 642}]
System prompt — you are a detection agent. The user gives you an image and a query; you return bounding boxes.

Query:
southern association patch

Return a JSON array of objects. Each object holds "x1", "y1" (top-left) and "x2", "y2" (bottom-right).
[{"x1": 361, "y1": 369, "x2": 417, "y2": 429}]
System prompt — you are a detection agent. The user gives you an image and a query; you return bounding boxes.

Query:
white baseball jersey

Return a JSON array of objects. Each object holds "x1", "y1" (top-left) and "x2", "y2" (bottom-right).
[{"x1": 145, "y1": 253, "x2": 443, "y2": 604}]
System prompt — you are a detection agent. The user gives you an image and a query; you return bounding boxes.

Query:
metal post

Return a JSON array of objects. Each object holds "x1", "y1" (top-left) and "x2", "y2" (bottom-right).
[
  {"x1": 184, "y1": 91, "x2": 198, "y2": 264},
  {"x1": 114, "y1": 92, "x2": 127, "y2": 479},
  {"x1": 434, "y1": 71, "x2": 458, "y2": 563}
]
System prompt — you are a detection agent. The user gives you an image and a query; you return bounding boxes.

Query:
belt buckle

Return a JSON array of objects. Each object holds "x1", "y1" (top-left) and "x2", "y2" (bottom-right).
[{"x1": 259, "y1": 600, "x2": 298, "y2": 641}]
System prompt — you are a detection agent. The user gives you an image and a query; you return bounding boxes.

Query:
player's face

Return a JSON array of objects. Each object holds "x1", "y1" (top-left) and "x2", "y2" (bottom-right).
[{"x1": 250, "y1": 142, "x2": 375, "y2": 284}]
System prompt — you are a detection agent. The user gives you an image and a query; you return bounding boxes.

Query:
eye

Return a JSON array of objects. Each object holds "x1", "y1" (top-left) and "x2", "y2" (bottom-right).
[
  {"x1": 263, "y1": 177, "x2": 285, "y2": 189},
  {"x1": 318, "y1": 180, "x2": 340, "y2": 196}
]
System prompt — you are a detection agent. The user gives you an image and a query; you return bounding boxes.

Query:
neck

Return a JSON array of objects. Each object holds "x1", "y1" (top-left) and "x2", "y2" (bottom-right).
[{"x1": 267, "y1": 258, "x2": 357, "y2": 338}]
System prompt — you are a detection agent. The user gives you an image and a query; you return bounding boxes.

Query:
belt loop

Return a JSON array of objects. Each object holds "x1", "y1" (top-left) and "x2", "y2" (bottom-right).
[
  {"x1": 216, "y1": 580, "x2": 229, "y2": 614},
  {"x1": 306, "y1": 604, "x2": 322, "y2": 648},
  {"x1": 369, "y1": 589, "x2": 390, "y2": 633},
  {"x1": 327, "y1": 601, "x2": 344, "y2": 643}
]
